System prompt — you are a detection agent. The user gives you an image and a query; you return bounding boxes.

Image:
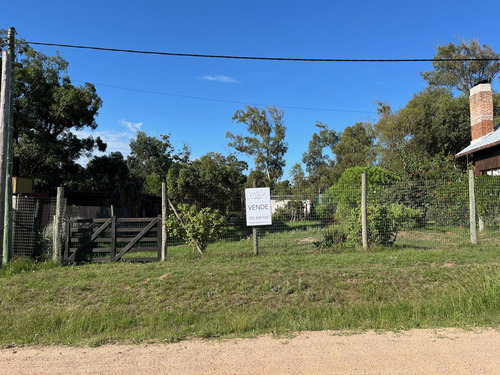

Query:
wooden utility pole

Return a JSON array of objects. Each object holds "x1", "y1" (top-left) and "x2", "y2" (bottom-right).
[
  {"x1": 3, "y1": 27, "x2": 15, "y2": 264},
  {"x1": 0, "y1": 50, "x2": 11, "y2": 267},
  {"x1": 161, "y1": 182, "x2": 167, "y2": 260},
  {"x1": 361, "y1": 173, "x2": 368, "y2": 249}
]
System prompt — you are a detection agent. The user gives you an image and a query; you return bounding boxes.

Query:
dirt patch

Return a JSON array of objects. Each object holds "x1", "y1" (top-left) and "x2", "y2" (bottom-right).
[
  {"x1": 296, "y1": 237, "x2": 318, "y2": 244},
  {"x1": 1, "y1": 328, "x2": 499, "y2": 375},
  {"x1": 157, "y1": 273, "x2": 170, "y2": 281}
]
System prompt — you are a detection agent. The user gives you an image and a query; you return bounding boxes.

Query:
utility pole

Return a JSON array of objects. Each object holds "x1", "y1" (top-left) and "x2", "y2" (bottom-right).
[
  {"x1": 0, "y1": 50, "x2": 11, "y2": 267},
  {"x1": 2, "y1": 27, "x2": 15, "y2": 265}
]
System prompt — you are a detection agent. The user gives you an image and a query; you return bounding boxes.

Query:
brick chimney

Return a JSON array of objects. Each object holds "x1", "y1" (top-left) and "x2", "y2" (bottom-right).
[{"x1": 469, "y1": 82, "x2": 494, "y2": 144}]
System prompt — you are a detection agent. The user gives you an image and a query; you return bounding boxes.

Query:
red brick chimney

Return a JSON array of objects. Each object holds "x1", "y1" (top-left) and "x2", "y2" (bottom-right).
[{"x1": 469, "y1": 82, "x2": 494, "y2": 144}]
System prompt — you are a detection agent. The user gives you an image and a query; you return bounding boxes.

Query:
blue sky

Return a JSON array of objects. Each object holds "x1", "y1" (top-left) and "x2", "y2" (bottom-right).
[{"x1": 3, "y1": 0, "x2": 500, "y2": 179}]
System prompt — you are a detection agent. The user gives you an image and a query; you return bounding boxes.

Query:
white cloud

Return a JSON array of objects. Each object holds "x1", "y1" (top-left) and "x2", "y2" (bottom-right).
[
  {"x1": 118, "y1": 119, "x2": 143, "y2": 133},
  {"x1": 73, "y1": 119, "x2": 143, "y2": 164},
  {"x1": 200, "y1": 75, "x2": 239, "y2": 83}
]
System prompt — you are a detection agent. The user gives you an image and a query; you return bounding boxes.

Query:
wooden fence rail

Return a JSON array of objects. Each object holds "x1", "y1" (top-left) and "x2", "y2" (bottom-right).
[{"x1": 64, "y1": 216, "x2": 161, "y2": 263}]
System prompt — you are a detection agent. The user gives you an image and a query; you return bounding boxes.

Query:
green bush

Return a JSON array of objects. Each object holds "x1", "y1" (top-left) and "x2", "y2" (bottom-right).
[
  {"x1": 315, "y1": 200, "x2": 336, "y2": 224},
  {"x1": 389, "y1": 204, "x2": 424, "y2": 229},
  {"x1": 166, "y1": 204, "x2": 227, "y2": 253},
  {"x1": 343, "y1": 204, "x2": 405, "y2": 246}
]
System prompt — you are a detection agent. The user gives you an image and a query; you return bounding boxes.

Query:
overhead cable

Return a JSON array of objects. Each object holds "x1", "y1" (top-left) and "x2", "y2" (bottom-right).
[
  {"x1": 16, "y1": 41, "x2": 500, "y2": 62},
  {"x1": 75, "y1": 80, "x2": 376, "y2": 114}
]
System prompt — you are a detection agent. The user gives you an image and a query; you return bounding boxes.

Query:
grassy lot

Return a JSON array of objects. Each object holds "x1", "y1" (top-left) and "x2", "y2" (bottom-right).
[{"x1": 0, "y1": 226, "x2": 499, "y2": 347}]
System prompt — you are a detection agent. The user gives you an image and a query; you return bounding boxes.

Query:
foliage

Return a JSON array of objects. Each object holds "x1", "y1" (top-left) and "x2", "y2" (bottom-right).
[
  {"x1": 328, "y1": 166, "x2": 399, "y2": 218},
  {"x1": 313, "y1": 227, "x2": 347, "y2": 250},
  {"x1": 227, "y1": 105, "x2": 288, "y2": 187},
  {"x1": 302, "y1": 122, "x2": 339, "y2": 187},
  {"x1": 166, "y1": 153, "x2": 247, "y2": 213},
  {"x1": 315, "y1": 195, "x2": 336, "y2": 224},
  {"x1": 475, "y1": 176, "x2": 500, "y2": 230},
  {"x1": 421, "y1": 38, "x2": 500, "y2": 95},
  {"x1": 375, "y1": 88, "x2": 470, "y2": 174},
  {"x1": 388, "y1": 204, "x2": 424, "y2": 229},
  {"x1": 331, "y1": 122, "x2": 376, "y2": 181},
  {"x1": 344, "y1": 204, "x2": 399, "y2": 246},
  {"x1": 166, "y1": 204, "x2": 227, "y2": 253},
  {"x1": 127, "y1": 131, "x2": 186, "y2": 194},
  {"x1": 81, "y1": 152, "x2": 129, "y2": 193},
  {"x1": 425, "y1": 179, "x2": 469, "y2": 227},
  {"x1": 4, "y1": 38, "x2": 105, "y2": 190}
]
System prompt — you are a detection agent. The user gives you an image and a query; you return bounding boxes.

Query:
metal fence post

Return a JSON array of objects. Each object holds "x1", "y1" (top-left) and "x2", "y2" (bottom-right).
[
  {"x1": 468, "y1": 169, "x2": 478, "y2": 244},
  {"x1": 361, "y1": 173, "x2": 368, "y2": 249}
]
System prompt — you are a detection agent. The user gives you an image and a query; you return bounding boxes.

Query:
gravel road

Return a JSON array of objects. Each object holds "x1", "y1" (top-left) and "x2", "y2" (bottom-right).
[{"x1": 1, "y1": 328, "x2": 499, "y2": 374}]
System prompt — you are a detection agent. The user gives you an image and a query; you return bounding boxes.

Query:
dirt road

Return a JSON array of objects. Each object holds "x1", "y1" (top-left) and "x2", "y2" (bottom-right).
[{"x1": 1, "y1": 328, "x2": 499, "y2": 374}]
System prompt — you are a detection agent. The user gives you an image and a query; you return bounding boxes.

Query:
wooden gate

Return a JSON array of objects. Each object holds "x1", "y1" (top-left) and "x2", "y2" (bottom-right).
[{"x1": 64, "y1": 216, "x2": 161, "y2": 263}]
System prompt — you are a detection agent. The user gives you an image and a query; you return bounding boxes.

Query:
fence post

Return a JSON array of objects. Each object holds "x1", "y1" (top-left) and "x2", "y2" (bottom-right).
[
  {"x1": 468, "y1": 169, "x2": 478, "y2": 244},
  {"x1": 252, "y1": 181, "x2": 259, "y2": 255},
  {"x1": 53, "y1": 186, "x2": 65, "y2": 262},
  {"x1": 161, "y1": 182, "x2": 167, "y2": 260},
  {"x1": 361, "y1": 173, "x2": 368, "y2": 249}
]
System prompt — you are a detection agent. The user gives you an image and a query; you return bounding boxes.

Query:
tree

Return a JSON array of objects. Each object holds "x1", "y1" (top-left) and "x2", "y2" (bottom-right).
[
  {"x1": 166, "y1": 153, "x2": 247, "y2": 213},
  {"x1": 421, "y1": 38, "x2": 500, "y2": 95},
  {"x1": 166, "y1": 204, "x2": 226, "y2": 254},
  {"x1": 82, "y1": 152, "x2": 129, "y2": 193},
  {"x1": 227, "y1": 105, "x2": 288, "y2": 187},
  {"x1": 332, "y1": 122, "x2": 376, "y2": 181},
  {"x1": 127, "y1": 131, "x2": 180, "y2": 188},
  {"x1": 4, "y1": 38, "x2": 106, "y2": 191},
  {"x1": 302, "y1": 122, "x2": 339, "y2": 188},
  {"x1": 374, "y1": 88, "x2": 470, "y2": 175}
]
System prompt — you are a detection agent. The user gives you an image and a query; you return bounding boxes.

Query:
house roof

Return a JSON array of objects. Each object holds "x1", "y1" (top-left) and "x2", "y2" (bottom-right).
[{"x1": 455, "y1": 124, "x2": 500, "y2": 158}]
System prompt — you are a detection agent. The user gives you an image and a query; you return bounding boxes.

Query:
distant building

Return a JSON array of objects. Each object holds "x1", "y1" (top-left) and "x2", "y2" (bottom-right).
[{"x1": 456, "y1": 82, "x2": 500, "y2": 176}]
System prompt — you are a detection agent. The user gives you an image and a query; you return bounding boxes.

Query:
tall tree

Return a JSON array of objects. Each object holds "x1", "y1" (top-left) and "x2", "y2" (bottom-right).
[
  {"x1": 166, "y1": 152, "x2": 247, "y2": 213},
  {"x1": 332, "y1": 122, "x2": 376, "y2": 181},
  {"x1": 374, "y1": 87, "x2": 470, "y2": 174},
  {"x1": 421, "y1": 38, "x2": 500, "y2": 95},
  {"x1": 226, "y1": 105, "x2": 288, "y2": 187},
  {"x1": 82, "y1": 152, "x2": 130, "y2": 194},
  {"x1": 127, "y1": 131, "x2": 188, "y2": 194},
  {"x1": 3, "y1": 37, "x2": 106, "y2": 190},
  {"x1": 302, "y1": 122, "x2": 339, "y2": 188}
]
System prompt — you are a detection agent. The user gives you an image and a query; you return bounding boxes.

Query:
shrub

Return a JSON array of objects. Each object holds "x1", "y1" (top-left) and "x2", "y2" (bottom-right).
[
  {"x1": 389, "y1": 204, "x2": 424, "y2": 229},
  {"x1": 344, "y1": 204, "x2": 398, "y2": 246},
  {"x1": 313, "y1": 227, "x2": 347, "y2": 250},
  {"x1": 166, "y1": 204, "x2": 227, "y2": 253}
]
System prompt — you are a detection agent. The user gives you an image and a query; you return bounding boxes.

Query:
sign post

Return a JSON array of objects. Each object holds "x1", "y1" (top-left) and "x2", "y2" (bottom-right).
[{"x1": 245, "y1": 187, "x2": 272, "y2": 255}]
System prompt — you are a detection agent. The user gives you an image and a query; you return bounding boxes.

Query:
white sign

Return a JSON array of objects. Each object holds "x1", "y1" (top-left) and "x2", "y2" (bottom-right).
[{"x1": 245, "y1": 187, "x2": 272, "y2": 226}]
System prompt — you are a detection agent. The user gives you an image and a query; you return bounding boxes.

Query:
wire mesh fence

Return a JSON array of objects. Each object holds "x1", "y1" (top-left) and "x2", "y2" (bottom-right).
[
  {"x1": 9, "y1": 175, "x2": 500, "y2": 260},
  {"x1": 164, "y1": 176, "x2": 500, "y2": 254},
  {"x1": 12, "y1": 196, "x2": 64, "y2": 258}
]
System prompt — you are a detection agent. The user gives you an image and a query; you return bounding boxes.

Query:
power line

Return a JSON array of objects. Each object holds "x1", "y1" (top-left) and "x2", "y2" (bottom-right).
[
  {"x1": 16, "y1": 41, "x2": 500, "y2": 62},
  {"x1": 74, "y1": 80, "x2": 376, "y2": 114}
]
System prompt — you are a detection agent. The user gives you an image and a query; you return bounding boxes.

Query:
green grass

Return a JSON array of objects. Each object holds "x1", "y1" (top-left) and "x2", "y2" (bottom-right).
[{"x1": 0, "y1": 226, "x2": 499, "y2": 347}]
